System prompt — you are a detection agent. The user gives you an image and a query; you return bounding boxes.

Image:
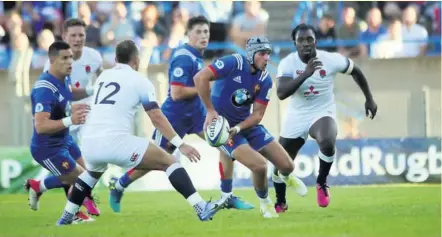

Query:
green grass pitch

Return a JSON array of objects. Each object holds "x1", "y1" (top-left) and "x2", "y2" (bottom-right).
[{"x1": 0, "y1": 185, "x2": 440, "y2": 237}]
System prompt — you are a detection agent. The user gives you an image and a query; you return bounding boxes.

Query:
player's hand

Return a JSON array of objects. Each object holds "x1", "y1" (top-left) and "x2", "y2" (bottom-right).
[
  {"x1": 303, "y1": 57, "x2": 323, "y2": 78},
  {"x1": 178, "y1": 144, "x2": 201, "y2": 163},
  {"x1": 204, "y1": 109, "x2": 219, "y2": 130},
  {"x1": 227, "y1": 127, "x2": 239, "y2": 141},
  {"x1": 365, "y1": 98, "x2": 378, "y2": 119},
  {"x1": 71, "y1": 108, "x2": 88, "y2": 125}
]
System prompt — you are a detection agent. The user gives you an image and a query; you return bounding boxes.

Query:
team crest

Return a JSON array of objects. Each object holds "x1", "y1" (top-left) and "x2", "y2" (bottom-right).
[
  {"x1": 254, "y1": 84, "x2": 261, "y2": 93},
  {"x1": 35, "y1": 103, "x2": 43, "y2": 113},
  {"x1": 227, "y1": 138, "x2": 234, "y2": 147},
  {"x1": 173, "y1": 67, "x2": 184, "y2": 77},
  {"x1": 85, "y1": 65, "x2": 91, "y2": 74},
  {"x1": 319, "y1": 69, "x2": 326, "y2": 78},
  {"x1": 62, "y1": 161, "x2": 70, "y2": 170},
  {"x1": 214, "y1": 60, "x2": 224, "y2": 69},
  {"x1": 130, "y1": 153, "x2": 140, "y2": 162}
]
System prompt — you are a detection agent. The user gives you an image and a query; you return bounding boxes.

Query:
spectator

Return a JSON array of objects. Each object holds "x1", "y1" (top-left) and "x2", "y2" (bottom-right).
[
  {"x1": 136, "y1": 4, "x2": 168, "y2": 45},
  {"x1": 100, "y1": 2, "x2": 135, "y2": 47},
  {"x1": 315, "y1": 14, "x2": 337, "y2": 52},
  {"x1": 229, "y1": 1, "x2": 269, "y2": 49},
  {"x1": 78, "y1": 3, "x2": 102, "y2": 48},
  {"x1": 162, "y1": 7, "x2": 190, "y2": 60},
  {"x1": 4, "y1": 11, "x2": 29, "y2": 51},
  {"x1": 359, "y1": 7, "x2": 387, "y2": 57},
  {"x1": 372, "y1": 18, "x2": 405, "y2": 59},
  {"x1": 31, "y1": 29, "x2": 54, "y2": 68},
  {"x1": 401, "y1": 6, "x2": 428, "y2": 57},
  {"x1": 336, "y1": 7, "x2": 363, "y2": 58}
]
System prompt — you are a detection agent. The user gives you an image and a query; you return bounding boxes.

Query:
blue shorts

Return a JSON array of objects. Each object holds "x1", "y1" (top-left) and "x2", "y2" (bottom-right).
[
  {"x1": 30, "y1": 136, "x2": 81, "y2": 176},
  {"x1": 152, "y1": 111, "x2": 205, "y2": 151},
  {"x1": 219, "y1": 125, "x2": 274, "y2": 158}
]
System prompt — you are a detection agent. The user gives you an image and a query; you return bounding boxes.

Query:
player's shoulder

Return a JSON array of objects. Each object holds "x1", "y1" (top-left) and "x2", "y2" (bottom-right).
[
  {"x1": 216, "y1": 53, "x2": 244, "y2": 70},
  {"x1": 82, "y1": 46, "x2": 103, "y2": 62},
  {"x1": 32, "y1": 77, "x2": 58, "y2": 94},
  {"x1": 259, "y1": 69, "x2": 271, "y2": 83},
  {"x1": 317, "y1": 49, "x2": 345, "y2": 61},
  {"x1": 171, "y1": 46, "x2": 197, "y2": 63}
]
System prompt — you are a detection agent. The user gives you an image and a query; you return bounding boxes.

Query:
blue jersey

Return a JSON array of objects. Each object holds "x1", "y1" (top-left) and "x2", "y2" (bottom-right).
[
  {"x1": 30, "y1": 72, "x2": 73, "y2": 151},
  {"x1": 209, "y1": 54, "x2": 273, "y2": 126},
  {"x1": 161, "y1": 44, "x2": 205, "y2": 118}
]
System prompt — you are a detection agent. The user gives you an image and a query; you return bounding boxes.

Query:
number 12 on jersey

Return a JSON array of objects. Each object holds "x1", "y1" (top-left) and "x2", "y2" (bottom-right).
[{"x1": 94, "y1": 82, "x2": 121, "y2": 105}]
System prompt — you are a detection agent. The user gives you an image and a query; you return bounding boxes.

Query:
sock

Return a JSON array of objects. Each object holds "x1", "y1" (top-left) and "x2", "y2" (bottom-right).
[
  {"x1": 186, "y1": 192, "x2": 206, "y2": 214},
  {"x1": 220, "y1": 179, "x2": 233, "y2": 194},
  {"x1": 317, "y1": 151, "x2": 335, "y2": 184},
  {"x1": 118, "y1": 172, "x2": 132, "y2": 190},
  {"x1": 272, "y1": 173, "x2": 286, "y2": 204},
  {"x1": 63, "y1": 172, "x2": 98, "y2": 216},
  {"x1": 166, "y1": 163, "x2": 197, "y2": 199},
  {"x1": 255, "y1": 188, "x2": 270, "y2": 204},
  {"x1": 62, "y1": 185, "x2": 70, "y2": 197},
  {"x1": 42, "y1": 175, "x2": 63, "y2": 191}
]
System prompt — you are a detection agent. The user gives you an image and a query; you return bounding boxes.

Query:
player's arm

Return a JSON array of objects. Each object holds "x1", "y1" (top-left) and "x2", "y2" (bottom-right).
[
  {"x1": 233, "y1": 74, "x2": 273, "y2": 132},
  {"x1": 170, "y1": 56, "x2": 198, "y2": 101},
  {"x1": 33, "y1": 88, "x2": 77, "y2": 134},
  {"x1": 276, "y1": 58, "x2": 312, "y2": 100},
  {"x1": 194, "y1": 56, "x2": 237, "y2": 112},
  {"x1": 140, "y1": 79, "x2": 184, "y2": 147}
]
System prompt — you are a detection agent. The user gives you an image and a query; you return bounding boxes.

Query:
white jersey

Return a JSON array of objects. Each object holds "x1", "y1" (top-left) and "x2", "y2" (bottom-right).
[
  {"x1": 44, "y1": 46, "x2": 103, "y2": 105},
  {"x1": 81, "y1": 63, "x2": 157, "y2": 137},
  {"x1": 276, "y1": 50, "x2": 354, "y2": 115}
]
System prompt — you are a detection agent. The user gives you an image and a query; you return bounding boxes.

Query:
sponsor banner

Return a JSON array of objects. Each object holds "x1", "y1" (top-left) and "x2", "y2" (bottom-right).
[{"x1": 0, "y1": 138, "x2": 440, "y2": 194}]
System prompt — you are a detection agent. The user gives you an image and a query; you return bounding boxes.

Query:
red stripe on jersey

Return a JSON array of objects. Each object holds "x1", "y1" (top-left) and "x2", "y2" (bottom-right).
[
  {"x1": 256, "y1": 99, "x2": 268, "y2": 105},
  {"x1": 171, "y1": 82, "x2": 185, "y2": 86},
  {"x1": 208, "y1": 65, "x2": 218, "y2": 78}
]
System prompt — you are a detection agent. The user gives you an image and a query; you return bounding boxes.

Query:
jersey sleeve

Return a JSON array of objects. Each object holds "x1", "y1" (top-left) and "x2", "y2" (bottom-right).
[
  {"x1": 330, "y1": 52, "x2": 354, "y2": 75},
  {"x1": 276, "y1": 57, "x2": 293, "y2": 78},
  {"x1": 32, "y1": 86, "x2": 55, "y2": 114},
  {"x1": 208, "y1": 55, "x2": 238, "y2": 79},
  {"x1": 138, "y1": 78, "x2": 159, "y2": 111},
  {"x1": 169, "y1": 55, "x2": 194, "y2": 87},
  {"x1": 43, "y1": 60, "x2": 50, "y2": 72},
  {"x1": 255, "y1": 71, "x2": 273, "y2": 106}
]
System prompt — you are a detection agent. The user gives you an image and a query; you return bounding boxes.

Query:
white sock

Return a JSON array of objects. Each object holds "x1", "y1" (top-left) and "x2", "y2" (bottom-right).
[
  {"x1": 187, "y1": 192, "x2": 206, "y2": 214},
  {"x1": 115, "y1": 180, "x2": 125, "y2": 192},
  {"x1": 39, "y1": 181, "x2": 47, "y2": 192},
  {"x1": 259, "y1": 196, "x2": 271, "y2": 205},
  {"x1": 279, "y1": 173, "x2": 290, "y2": 183},
  {"x1": 64, "y1": 201, "x2": 80, "y2": 215},
  {"x1": 221, "y1": 192, "x2": 232, "y2": 199}
]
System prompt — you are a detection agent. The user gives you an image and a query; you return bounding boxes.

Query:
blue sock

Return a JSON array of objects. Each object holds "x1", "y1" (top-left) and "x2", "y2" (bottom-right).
[
  {"x1": 119, "y1": 173, "x2": 132, "y2": 188},
  {"x1": 255, "y1": 188, "x2": 268, "y2": 199},
  {"x1": 220, "y1": 179, "x2": 233, "y2": 193},
  {"x1": 43, "y1": 175, "x2": 63, "y2": 190}
]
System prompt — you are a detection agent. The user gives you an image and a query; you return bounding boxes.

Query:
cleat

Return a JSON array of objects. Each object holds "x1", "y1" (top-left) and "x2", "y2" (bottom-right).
[
  {"x1": 83, "y1": 195, "x2": 101, "y2": 216},
  {"x1": 317, "y1": 183, "x2": 330, "y2": 207},
  {"x1": 198, "y1": 197, "x2": 228, "y2": 221},
  {"x1": 24, "y1": 179, "x2": 42, "y2": 211},
  {"x1": 280, "y1": 172, "x2": 308, "y2": 197},
  {"x1": 260, "y1": 202, "x2": 279, "y2": 218},
  {"x1": 56, "y1": 211, "x2": 75, "y2": 226},
  {"x1": 108, "y1": 177, "x2": 124, "y2": 213},
  {"x1": 73, "y1": 211, "x2": 95, "y2": 224},
  {"x1": 274, "y1": 202, "x2": 288, "y2": 213},
  {"x1": 226, "y1": 195, "x2": 254, "y2": 210}
]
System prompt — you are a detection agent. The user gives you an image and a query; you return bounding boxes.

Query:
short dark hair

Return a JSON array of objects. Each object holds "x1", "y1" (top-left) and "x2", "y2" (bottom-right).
[
  {"x1": 186, "y1": 15, "x2": 210, "y2": 32},
  {"x1": 63, "y1": 18, "x2": 86, "y2": 33},
  {"x1": 48, "y1": 41, "x2": 70, "y2": 57},
  {"x1": 321, "y1": 14, "x2": 334, "y2": 21},
  {"x1": 291, "y1": 23, "x2": 316, "y2": 41},
  {"x1": 116, "y1": 40, "x2": 138, "y2": 64}
]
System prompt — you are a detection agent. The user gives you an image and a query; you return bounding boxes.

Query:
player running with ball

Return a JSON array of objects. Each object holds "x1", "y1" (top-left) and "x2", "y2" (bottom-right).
[
  {"x1": 108, "y1": 16, "x2": 253, "y2": 212},
  {"x1": 272, "y1": 24, "x2": 378, "y2": 212},
  {"x1": 194, "y1": 36, "x2": 308, "y2": 219}
]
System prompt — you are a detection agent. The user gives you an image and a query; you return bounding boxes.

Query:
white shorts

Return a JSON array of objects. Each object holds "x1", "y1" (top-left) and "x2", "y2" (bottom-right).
[
  {"x1": 280, "y1": 109, "x2": 337, "y2": 141},
  {"x1": 69, "y1": 125, "x2": 82, "y2": 143},
  {"x1": 80, "y1": 134, "x2": 149, "y2": 172}
]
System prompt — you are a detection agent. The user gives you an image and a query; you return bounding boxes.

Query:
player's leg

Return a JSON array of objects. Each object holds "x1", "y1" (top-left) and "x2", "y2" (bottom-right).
[
  {"x1": 308, "y1": 116, "x2": 338, "y2": 207},
  {"x1": 107, "y1": 128, "x2": 177, "y2": 213},
  {"x1": 196, "y1": 131, "x2": 254, "y2": 210},
  {"x1": 132, "y1": 138, "x2": 227, "y2": 221},
  {"x1": 271, "y1": 137, "x2": 305, "y2": 213},
  {"x1": 67, "y1": 139, "x2": 100, "y2": 216},
  {"x1": 248, "y1": 125, "x2": 307, "y2": 196},
  {"x1": 220, "y1": 134, "x2": 277, "y2": 218},
  {"x1": 26, "y1": 149, "x2": 84, "y2": 211}
]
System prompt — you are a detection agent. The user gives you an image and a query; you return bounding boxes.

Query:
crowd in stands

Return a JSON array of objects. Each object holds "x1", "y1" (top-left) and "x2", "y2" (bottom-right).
[{"x1": 0, "y1": 1, "x2": 440, "y2": 69}]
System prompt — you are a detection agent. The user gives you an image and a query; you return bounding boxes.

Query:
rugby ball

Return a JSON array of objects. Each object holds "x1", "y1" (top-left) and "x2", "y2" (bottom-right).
[{"x1": 205, "y1": 116, "x2": 230, "y2": 147}]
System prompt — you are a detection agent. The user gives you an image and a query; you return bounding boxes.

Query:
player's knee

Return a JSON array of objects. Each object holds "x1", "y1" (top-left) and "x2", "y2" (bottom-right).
[
  {"x1": 278, "y1": 159, "x2": 294, "y2": 175},
  {"x1": 251, "y1": 160, "x2": 267, "y2": 175},
  {"x1": 317, "y1": 138, "x2": 336, "y2": 156}
]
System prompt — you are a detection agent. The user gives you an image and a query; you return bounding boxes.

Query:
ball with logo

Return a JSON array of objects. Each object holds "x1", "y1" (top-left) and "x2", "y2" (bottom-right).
[{"x1": 205, "y1": 116, "x2": 230, "y2": 147}]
